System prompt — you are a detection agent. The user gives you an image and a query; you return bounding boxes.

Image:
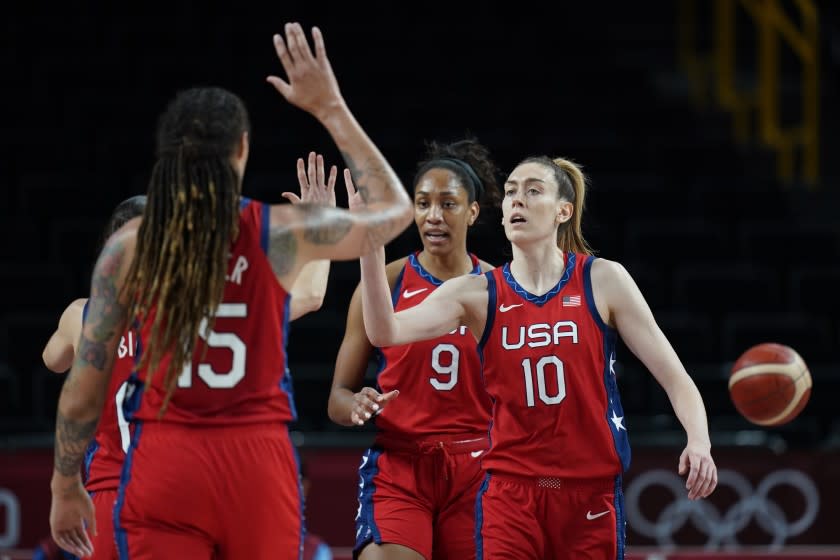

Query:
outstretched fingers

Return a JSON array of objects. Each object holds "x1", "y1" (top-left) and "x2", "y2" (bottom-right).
[
  {"x1": 344, "y1": 170, "x2": 365, "y2": 211},
  {"x1": 312, "y1": 26, "x2": 331, "y2": 70},
  {"x1": 266, "y1": 34, "x2": 292, "y2": 97},
  {"x1": 286, "y1": 23, "x2": 313, "y2": 66},
  {"x1": 344, "y1": 170, "x2": 356, "y2": 199},
  {"x1": 307, "y1": 151, "x2": 318, "y2": 191}
]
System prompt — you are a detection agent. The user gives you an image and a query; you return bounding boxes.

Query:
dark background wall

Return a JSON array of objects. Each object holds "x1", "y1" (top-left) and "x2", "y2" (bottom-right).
[{"x1": 1, "y1": 1, "x2": 838, "y2": 450}]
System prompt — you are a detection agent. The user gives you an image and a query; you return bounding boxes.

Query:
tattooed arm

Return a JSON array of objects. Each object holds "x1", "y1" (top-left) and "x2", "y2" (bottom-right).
[
  {"x1": 50, "y1": 226, "x2": 136, "y2": 557},
  {"x1": 267, "y1": 177, "x2": 409, "y2": 290},
  {"x1": 266, "y1": 24, "x2": 413, "y2": 289}
]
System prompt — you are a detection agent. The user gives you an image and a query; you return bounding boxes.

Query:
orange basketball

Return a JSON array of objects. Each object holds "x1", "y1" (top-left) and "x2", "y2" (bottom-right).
[{"x1": 728, "y1": 343, "x2": 812, "y2": 426}]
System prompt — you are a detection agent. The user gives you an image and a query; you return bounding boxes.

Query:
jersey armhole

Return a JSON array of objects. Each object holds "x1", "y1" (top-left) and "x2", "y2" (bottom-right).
[
  {"x1": 478, "y1": 270, "x2": 497, "y2": 350},
  {"x1": 238, "y1": 198, "x2": 270, "y2": 255},
  {"x1": 390, "y1": 267, "x2": 406, "y2": 308},
  {"x1": 583, "y1": 256, "x2": 613, "y2": 333}
]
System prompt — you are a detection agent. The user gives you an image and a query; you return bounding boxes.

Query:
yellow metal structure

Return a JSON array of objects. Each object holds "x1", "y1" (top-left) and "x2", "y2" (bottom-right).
[{"x1": 679, "y1": 0, "x2": 819, "y2": 186}]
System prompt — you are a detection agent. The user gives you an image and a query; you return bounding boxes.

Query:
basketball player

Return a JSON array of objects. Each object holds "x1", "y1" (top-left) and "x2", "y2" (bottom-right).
[
  {"x1": 358, "y1": 156, "x2": 718, "y2": 559},
  {"x1": 49, "y1": 22, "x2": 413, "y2": 560},
  {"x1": 328, "y1": 138, "x2": 499, "y2": 560},
  {"x1": 43, "y1": 152, "x2": 337, "y2": 559},
  {"x1": 42, "y1": 196, "x2": 146, "y2": 560}
]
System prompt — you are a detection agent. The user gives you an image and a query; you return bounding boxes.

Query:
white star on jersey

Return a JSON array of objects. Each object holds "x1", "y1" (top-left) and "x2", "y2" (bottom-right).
[
  {"x1": 609, "y1": 352, "x2": 616, "y2": 376},
  {"x1": 611, "y1": 409, "x2": 626, "y2": 431}
]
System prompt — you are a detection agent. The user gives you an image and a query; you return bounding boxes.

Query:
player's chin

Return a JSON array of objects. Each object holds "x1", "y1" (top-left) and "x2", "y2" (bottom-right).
[{"x1": 505, "y1": 229, "x2": 534, "y2": 245}]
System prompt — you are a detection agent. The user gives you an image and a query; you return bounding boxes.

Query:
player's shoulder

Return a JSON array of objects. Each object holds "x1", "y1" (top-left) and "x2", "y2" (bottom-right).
[
  {"x1": 477, "y1": 258, "x2": 496, "y2": 273},
  {"x1": 385, "y1": 256, "x2": 410, "y2": 287},
  {"x1": 444, "y1": 271, "x2": 488, "y2": 292},
  {"x1": 347, "y1": 255, "x2": 409, "y2": 302},
  {"x1": 104, "y1": 217, "x2": 140, "y2": 252},
  {"x1": 589, "y1": 256, "x2": 632, "y2": 288}
]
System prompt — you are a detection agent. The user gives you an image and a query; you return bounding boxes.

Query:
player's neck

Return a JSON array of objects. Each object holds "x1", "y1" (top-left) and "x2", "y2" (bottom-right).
[
  {"x1": 417, "y1": 249, "x2": 473, "y2": 281},
  {"x1": 509, "y1": 244, "x2": 565, "y2": 295}
]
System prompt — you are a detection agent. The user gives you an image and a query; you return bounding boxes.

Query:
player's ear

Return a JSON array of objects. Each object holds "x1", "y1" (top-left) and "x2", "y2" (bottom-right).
[
  {"x1": 468, "y1": 201, "x2": 479, "y2": 226},
  {"x1": 556, "y1": 200, "x2": 573, "y2": 225}
]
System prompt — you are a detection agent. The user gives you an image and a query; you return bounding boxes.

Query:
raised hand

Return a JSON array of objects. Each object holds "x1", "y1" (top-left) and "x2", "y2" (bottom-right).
[
  {"x1": 284, "y1": 151, "x2": 338, "y2": 208},
  {"x1": 350, "y1": 387, "x2": 399, "y2": 426},
  {"x1": 267, "y1": 23, "x2": 344, "y2": 122}
]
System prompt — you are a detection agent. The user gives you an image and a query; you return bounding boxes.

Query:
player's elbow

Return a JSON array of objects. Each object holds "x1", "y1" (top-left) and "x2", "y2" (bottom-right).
[
  {"x1": 365, "y1": 329, "x2": 396, "y2": 349},
  {"x1": 42, "y1": 349, "x2": 69, "y2": 374},
  {"x1": 297, "y1": 294, "x2": 325, "y2": 317},
  {"x1": 304, "y1": 293, "x2": 326, "y2": 314},
  {"x1": 58, "y1": 390, "x2": 103, "y2": 422},
  {"x1": 395, "y1": 202, "x2": 413, "y2": 231},
  {"x1": 360, "y1": 203, "x2": 413, "y2": 249},
  {"x1": 42, "y1": 348, "x2": 57, "y2": 371}
]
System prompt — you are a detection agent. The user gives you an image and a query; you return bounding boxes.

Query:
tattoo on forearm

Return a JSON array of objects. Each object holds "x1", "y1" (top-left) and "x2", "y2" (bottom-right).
[
  {"x1": 54, "y1": 411, "x2": 99, "y2": 476},
  {"x1": 362, "y1": 215, "x2": 401, "y2": 254},
  {"x1": 300, "y1": 204, "x2": 353, "y2": 245},
  {"x1": 339, "y1": 152, "x2": 391, "y2": 205},
  {"x1": 356, "y1": 185, "x2": 371, "y2": 204},
  {"x1": 269, "y1": 227, "x2": 297, "y2": 276}
]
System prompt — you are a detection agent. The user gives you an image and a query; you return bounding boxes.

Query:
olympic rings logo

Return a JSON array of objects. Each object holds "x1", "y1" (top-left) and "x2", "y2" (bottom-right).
[{"x1": 624, "y1": 469, "x2": 819, "y2": 550}]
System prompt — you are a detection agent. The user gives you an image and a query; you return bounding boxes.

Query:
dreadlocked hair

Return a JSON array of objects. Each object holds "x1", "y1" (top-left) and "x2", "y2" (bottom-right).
[{"x1": 122, "y1": 87, "x2": 250, "y2": 416}]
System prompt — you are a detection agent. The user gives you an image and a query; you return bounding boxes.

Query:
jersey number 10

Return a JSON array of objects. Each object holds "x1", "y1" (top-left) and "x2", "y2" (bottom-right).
[{"x1": 522, "y1": 356, "x2": 567, "y2": 407}]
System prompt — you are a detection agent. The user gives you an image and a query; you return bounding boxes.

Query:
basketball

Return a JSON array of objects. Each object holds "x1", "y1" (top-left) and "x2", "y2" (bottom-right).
[{"x1": 728, "y1": 343, "x2": 812, "y2": 426}]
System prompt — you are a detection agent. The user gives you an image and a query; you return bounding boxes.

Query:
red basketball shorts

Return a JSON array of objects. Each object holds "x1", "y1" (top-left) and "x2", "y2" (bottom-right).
[
  {"x1": 476, "y1": 472, "x2": 625, "y2": 560},
  {"x1": 89, "y1": 489, "x2": 118, "y2": 560},
  {"x1": 354, "y1": 434, "x2": 488, "y2": 559},
  {"x1": 114, "y1": 423, "x2": 302, "y2": 560}
]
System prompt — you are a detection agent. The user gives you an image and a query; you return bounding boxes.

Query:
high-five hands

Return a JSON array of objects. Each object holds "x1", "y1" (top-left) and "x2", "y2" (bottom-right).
[{"x1": 285, "y1": 151, "x2": 339, "y2": 208}]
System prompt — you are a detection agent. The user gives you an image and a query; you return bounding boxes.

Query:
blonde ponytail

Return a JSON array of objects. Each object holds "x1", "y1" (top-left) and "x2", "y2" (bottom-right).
[{"x1": 552, "y1": 157, "x2": 592, "y2": 255}]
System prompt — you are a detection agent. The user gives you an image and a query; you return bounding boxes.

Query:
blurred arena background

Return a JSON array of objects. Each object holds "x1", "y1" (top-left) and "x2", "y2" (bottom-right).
[{"x1": 1, "y1": 1, "x2": 839, "y2": 558}]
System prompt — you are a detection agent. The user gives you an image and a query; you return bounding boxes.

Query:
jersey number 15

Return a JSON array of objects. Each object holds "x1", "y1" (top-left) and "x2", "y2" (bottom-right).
[{"x1": 177, "y1": 303, "x2": 247, "y2": 389}]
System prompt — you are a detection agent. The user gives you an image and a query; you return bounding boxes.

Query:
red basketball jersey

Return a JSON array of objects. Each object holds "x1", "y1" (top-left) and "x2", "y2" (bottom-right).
[
  {"x1": 126, "y1": 198, "x2": 297, "y2": 425},
  {"x1": 478, "y1": 254, "x2": 631, "y2": 478},
  {"x1": 82, "y1": 300, "x2": 138, "y2": 492},
  {"x1": 373, "y1": 252, "x2": 492, "y2": 437}
]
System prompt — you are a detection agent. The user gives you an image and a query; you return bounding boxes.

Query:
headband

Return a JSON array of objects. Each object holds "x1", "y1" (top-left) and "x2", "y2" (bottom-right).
[{"x1": 415, "y1": 158, "x2": 485, "y2": 202}]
